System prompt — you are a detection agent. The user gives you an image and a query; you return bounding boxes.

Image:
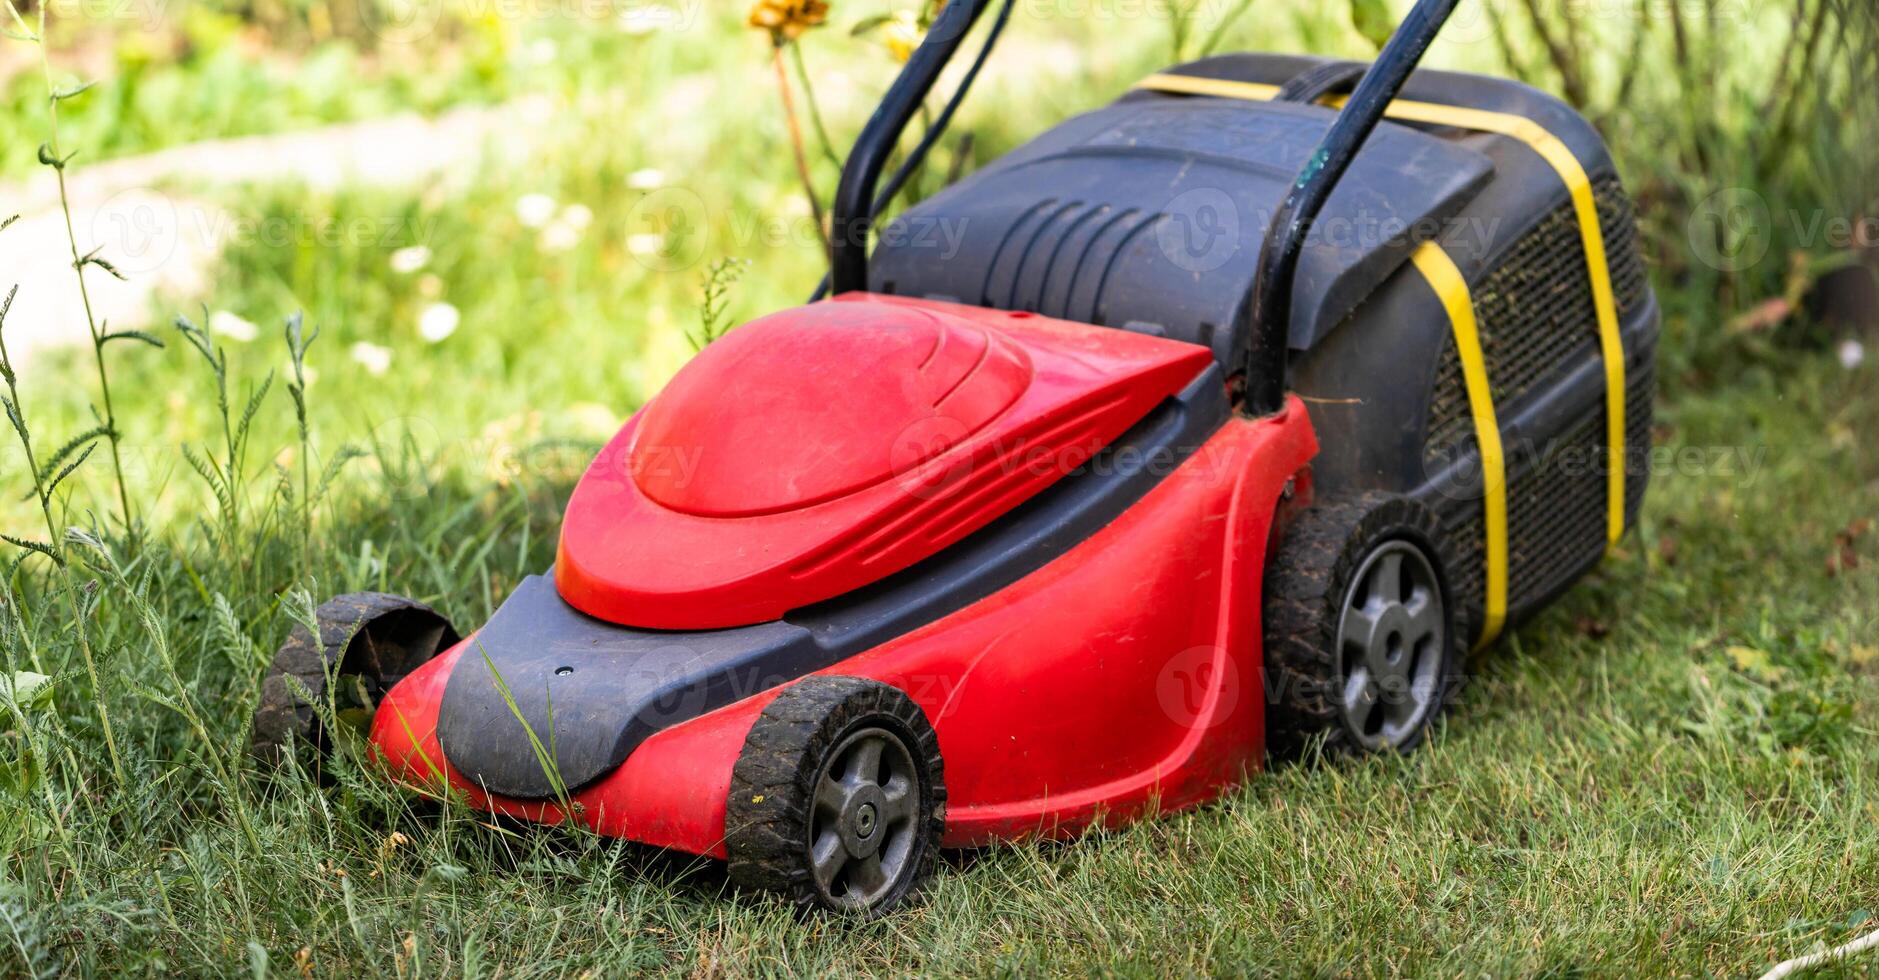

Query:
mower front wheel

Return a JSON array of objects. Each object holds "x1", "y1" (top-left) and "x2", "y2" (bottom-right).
[
  {"x1": 251, "y1": 592, "x2": 460, "y2": 780},
  {"x1": 725, "y1": 676, "x2": 946, "y2": 917}
]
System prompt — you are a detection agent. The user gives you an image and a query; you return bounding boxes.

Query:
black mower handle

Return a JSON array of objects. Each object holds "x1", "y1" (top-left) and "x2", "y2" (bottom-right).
[
  {"x1": 828, "y1": 0, "x2": 1003, "y2": 296},
  {"x1": 1240, "y1": 0, "x2": 1462, "y2": 415},
  {"x1": 829, "y1": 0, "x2": 1459, "y2": 417}
]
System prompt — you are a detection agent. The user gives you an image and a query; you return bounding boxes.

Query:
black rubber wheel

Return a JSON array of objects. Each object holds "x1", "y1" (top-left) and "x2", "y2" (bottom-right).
[
  {"x1": 1263, "y1": 492, "x2": 1464, "y2": 759},
  {"x1": 251, "y1": 592, "x2": 459, "y2": 779},
  {"x1": 725, "y1": 676, "x2": 946, "y2": 917}
]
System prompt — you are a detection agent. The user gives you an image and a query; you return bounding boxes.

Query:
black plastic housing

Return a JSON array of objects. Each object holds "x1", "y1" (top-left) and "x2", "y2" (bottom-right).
[{"x1": 871, "y1": 52, "x2": 1660, "y2": 639}]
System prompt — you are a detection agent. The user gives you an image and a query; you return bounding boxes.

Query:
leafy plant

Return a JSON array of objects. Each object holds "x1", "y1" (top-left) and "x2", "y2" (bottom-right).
[
  {"x1": 173, "y1": 313, "x2": 274, "y2": 552},
  {"x1": 751, "y1": 0, "x2": 836, "y2": 254},
  {"x1": 0, "y1": 883, "x2": 58, "y2": 980},
  {"x1": 5, "y1": 0, "x2": 163, "y2": 536},
  {"x1": 1167, "y1": 0, "x2": 1258, "y2": 62},
  {"x1": 688, "y1": 257, "x2": 751, "y2": 350},
  {"x1": 280, "y1": 312, "x2": 361, "y2": 565},
  {"x1": 0, "y1": 214, "x2": 124, "y2": 786},
  {"x1": 1486, "y1": 0, "x2": 1878, "y2": 373}
]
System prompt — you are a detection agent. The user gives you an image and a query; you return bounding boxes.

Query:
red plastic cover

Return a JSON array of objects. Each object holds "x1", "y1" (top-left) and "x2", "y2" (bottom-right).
[{"x1": 556, "y1": 294, "x2": 1214, "y2": 629}]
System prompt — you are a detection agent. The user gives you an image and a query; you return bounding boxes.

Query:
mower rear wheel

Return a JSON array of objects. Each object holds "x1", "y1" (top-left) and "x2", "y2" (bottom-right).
[
  {"x1": 251, "y1": 592, "x2": 459, "y2": 779},
  {"x1": 725, "y1": 676, "x2": 946, "y2": 917},
  {"x1": 1263, "y1": 493, "x2": 1463, "y2": 758}
]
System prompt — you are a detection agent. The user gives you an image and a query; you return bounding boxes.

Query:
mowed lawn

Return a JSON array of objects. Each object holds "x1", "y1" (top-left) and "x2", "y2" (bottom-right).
[{"x1": 1, "y1": 1, "x2": 1876, "y2": 976}]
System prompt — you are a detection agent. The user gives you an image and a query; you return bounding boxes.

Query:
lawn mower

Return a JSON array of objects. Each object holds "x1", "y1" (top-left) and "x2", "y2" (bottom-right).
[{"x1": 252, "y1": 0, "x2": 1657, "y2": 915}]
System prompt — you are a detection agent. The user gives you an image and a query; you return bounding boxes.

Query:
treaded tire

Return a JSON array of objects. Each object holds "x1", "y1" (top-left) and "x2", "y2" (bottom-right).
[
  {"x1": 1263, "y1": 492, "x2": 1464, "y2": 759},
  {"x1": 726, "y1": 676, "x2": 946, "y2": 917},
  {"x1": 251, "y1": 592, "x2": 459, "y2": 778}
]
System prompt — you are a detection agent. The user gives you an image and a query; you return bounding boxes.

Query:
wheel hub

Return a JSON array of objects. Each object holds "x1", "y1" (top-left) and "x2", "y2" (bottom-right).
[
  {"x1": 808, "y1": 727, "x2": 922, "y2": 908},
  {"x1": 1335, "y1": 540, "x2": 1446, "y2": 750},
  {"x1": 840, "y1": 785, "x2": 888, "y2": 857}
]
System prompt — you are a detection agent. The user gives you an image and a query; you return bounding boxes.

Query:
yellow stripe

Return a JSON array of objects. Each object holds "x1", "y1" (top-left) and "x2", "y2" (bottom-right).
[
  {"x1": 1137, "y1": 72, "x2": 1628, "y2": 545},
  {"x1": 1409, "y1": 242, "x2": 1506, "y2": 649},
  {"x1": 1135, "y1": 73, "x2": 1282, "y2": 101}
]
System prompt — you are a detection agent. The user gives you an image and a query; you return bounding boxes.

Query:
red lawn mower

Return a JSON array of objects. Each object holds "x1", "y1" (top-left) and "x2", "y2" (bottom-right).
[{"x1": 253, "y1": 0, "x2": 1656, "y2": 915}]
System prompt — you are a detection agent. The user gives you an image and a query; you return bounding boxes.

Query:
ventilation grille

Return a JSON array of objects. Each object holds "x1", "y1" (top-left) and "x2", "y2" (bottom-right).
[
  {"x1": 976, "y1": 199, "x2": 1163, "y2": 326},
  {"x1": 1505, "y1": 349, "x2": 1655, "y2": 610},
  {"x1": 1424, "y1": 174, "x2": 1647, "y2": 467},
  {"x1": 1442, "y1": 343, "x2": 1656, "y2": 629},
  {"x1": 1505, "y1": 410, "x2": 1608, "y2": 610},
  {"x1": 1424, "y1": 175, "x2": 1652, "y2": 632}
]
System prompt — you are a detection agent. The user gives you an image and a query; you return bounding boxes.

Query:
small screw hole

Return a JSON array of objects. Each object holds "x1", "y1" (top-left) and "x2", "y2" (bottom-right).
[{"x1": 555, "y1": 666, "x2": 574, "y2": 677}]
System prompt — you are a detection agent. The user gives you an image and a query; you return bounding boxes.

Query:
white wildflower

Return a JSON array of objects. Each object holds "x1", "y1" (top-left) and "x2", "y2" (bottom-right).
[
  {"x1": 208, "y1": 310, "x2": 258, "y2": 342},
  {"x1": 389, "y1": 245, "x2": 431, "y2": 274},
  {"x1": 350, "y1": 341, "x2": 394, "y2": 376},
  {"x1": 1840, "y1": 338, "x2": 1866, "y2": 370},
  {"x1": 418, "y1": 302, "x2": 460, "y2": 343},
  {"x1": 516, "y1": 193, "x2": 557, "y2": 229},
  {"x1": 627, "y1": 168, "x2": 665, "y2": 190},
  {"x1": 560, "y1": 203, "x2": 594, "y2": 230},
  {"x1": 627, "y1": 233, "x2": 664, "y2": 256},
  {"x1": 541, "y1": 220, "x2": 582, "y2": 253}
]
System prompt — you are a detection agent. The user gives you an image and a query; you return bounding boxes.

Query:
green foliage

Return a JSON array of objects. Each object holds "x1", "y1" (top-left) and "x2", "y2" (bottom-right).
[
  {"x1": 0, "y1": 672, "x2": 52, "y2": 715},
  {"x1": 174, "y1": 313, "x2": 275, "y2": 549},
  {"x1": 0, "y1": 884, "x2": 58, "y2": 980},
  {"x1": 1347, "y1": 0, "x2": 1396, "y2": 51},
  {"x1": 1484, "y1": 0, "x2": 1879, "y2": 386},
  {"x1": 687, "y1": 258, "x2": 751, "y2": 351}
]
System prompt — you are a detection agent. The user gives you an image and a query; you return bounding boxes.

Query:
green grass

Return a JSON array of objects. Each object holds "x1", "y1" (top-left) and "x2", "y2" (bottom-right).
[
  {"x1": 2, "y1": 348, "x2": 1873, "y2": 977},
  {"x1": 2, "y1": 0, "x2": 1877, "y2": 975}
]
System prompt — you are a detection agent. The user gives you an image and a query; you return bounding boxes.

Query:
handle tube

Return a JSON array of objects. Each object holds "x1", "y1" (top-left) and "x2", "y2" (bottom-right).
[
  {"x1": 829, "y1": 0, "x2": 997, "y2": 295},
  {"x1": 1239, "y1": 0, "x2": 1461, "y2": 416}
]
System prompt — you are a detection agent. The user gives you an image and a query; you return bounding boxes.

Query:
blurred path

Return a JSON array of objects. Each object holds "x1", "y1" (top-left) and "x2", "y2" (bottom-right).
[{"x1": 0, "y1": 96, "x2": 550, "y2": 361}]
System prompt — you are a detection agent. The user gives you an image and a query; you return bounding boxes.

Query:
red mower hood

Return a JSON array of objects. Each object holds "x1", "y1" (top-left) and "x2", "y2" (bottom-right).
[{"x1": 555, "y1": 294, "x2": 1214, "y2": 629}]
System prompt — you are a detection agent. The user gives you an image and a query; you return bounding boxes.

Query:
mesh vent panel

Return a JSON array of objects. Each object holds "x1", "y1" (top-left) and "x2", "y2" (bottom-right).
[
  {"x1": 1424, "y1": 175, "x2": 1647, "y2": 466},
  {"x1": 1423, "y1": 175, "x2": 1651, "y2": 635},
  {"x1": 1506, "y1": 413, "x2": 1608, "y2": 610}
]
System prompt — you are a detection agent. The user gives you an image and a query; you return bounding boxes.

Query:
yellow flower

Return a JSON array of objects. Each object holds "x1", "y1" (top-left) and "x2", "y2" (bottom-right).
[
  {"x1": 882, "y1": 10, "x2": 922, "y2": 62},
  {"x1": 747, "y1": 0, "x2": 829, "y2": 44}
]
